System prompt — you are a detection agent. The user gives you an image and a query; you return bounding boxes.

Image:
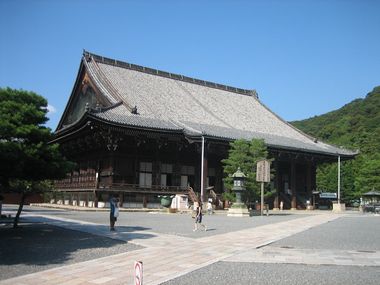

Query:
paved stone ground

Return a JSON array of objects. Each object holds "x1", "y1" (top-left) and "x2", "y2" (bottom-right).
[
  {"x1": 161, "y1": 262, "x2": 380, "y2": 285},
  {"x1": 0, "y1": 205, "x2": 379, "y2": 285},
  {"x1": 162, "y1": 215, "x2": 380, "y2": 285}
]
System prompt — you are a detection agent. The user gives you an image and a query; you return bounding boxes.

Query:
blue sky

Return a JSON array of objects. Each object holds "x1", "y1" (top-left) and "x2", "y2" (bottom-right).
[{"x1": 1, "y1": 0, "x2": 379, "y2": 130}]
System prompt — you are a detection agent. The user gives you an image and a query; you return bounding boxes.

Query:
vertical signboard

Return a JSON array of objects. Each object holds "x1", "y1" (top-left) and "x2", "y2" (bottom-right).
[
  {"x1": 256, "y1": 160, "x2": 270, "y2": 183},
  {"x1": 256, "y1": 160, "x2": 271, "y2": 216}
]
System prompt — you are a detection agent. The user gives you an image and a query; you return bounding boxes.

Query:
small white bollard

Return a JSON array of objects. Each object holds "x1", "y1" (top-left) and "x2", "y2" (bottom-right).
[{"x1": 134, "y1": 261, "x2": 143, "y2": 285}]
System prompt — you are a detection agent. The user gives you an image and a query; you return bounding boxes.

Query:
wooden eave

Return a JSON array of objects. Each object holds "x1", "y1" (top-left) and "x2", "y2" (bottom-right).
[
  {"x1": 52, "y1": 111, "x2": 185, "y2": 145},
  {"x1": 86, "y1": 113, "x2": 185, "y2": 136},
  {"x1": 188, "y1": 134, "x2": 356, "y2": 163}
]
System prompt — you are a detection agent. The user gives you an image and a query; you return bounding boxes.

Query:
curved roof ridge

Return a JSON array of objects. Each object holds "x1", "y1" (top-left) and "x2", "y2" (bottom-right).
[
  {"x1": 84, "y1": 53, "x2": 137, "y2": 114},
  {"x1": 90, "y1": 105, "x2": 182, "y2": 132},
  {"x1": 83, "y1": 56, "x2": 117, "y2": 104},
  {"x1": 256, "y1": 96, "x2": 321, "y2": 144},
  {"x1": 173, "y1": 120, "x2": 203, "y2": 136},
  {"x1": 83, "y1": 50, "x2": 258, "y2": 98}
]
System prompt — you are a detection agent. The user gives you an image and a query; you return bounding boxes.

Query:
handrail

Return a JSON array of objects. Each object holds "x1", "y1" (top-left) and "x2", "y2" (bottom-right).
[{"x1": 54, "y1": 180, "x2": 189, "y2": 193}]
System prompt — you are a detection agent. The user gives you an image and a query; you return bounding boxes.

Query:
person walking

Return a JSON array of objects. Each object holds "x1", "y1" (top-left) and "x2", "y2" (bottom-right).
[
  {"x1": 207, "y1": 199, "x2": 213, "y2": 215},
  {"x1": 109, "y1": 195, "x2": 119, "y2": 231},
  {"x1": 193, "y1": 203, "x2": 207, "y2": 232}
]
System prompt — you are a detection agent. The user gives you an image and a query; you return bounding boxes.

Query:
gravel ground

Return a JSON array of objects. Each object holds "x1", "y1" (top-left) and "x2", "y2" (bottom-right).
[
  {"x1": 0, "y1": 221, "x2": 142, "y2": 280},
  {"x1": 0, "y1": 205, "x2": 305, "y2": 281},
  {"x1": 2, "y1": 205, "x2": 379, "y2": 284},
  {"x1": 273, "y1": 215, "x2": 380, "y2": 251},
  {"x1": 161, "y1": 262, "x2": 380, "y2": 285},
  {"x1": 6, "y1": 205, "x2": 308, "y2": 238}
]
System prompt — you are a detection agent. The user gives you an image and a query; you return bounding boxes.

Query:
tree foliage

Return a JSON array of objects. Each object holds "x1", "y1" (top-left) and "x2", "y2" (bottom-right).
[
  {"x1": 222, "y1": 139, "x2": 269, "y2": 203},
  {"x1": 353, "y1": 154, "x2": 380, "y2": 194},
  {"x1": 292, "y1": 86, "x2": 380, "y2": 201},
  {"x1": 0, "y1": 87, "x2": 75, "y2": 227},
  {"x1": 0, "y1": 87, "x2": 74, "y2": 186}
]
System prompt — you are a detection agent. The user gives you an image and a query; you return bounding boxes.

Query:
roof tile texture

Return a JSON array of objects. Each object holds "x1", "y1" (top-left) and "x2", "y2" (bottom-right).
[{"x1": 84, "y1": 55, "x2": 355, "y2": 156}]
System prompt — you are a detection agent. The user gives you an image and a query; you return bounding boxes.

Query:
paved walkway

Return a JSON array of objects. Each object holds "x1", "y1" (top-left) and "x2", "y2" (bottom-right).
[
  {"x1": 226, "y1": 246, "x2": 380, "y2": 266},
  {"x1": 1, "y1": 212, "x2": 368, "y2": 285}
]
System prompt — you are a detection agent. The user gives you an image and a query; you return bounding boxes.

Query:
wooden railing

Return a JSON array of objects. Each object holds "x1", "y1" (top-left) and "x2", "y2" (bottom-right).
[
  {"x1": 109, "y1": 183, "x2": 189, "y2": 194},
  {"x1": 54, "y1": 180, "x2": 96, "y2": 189},
  {"x1": 54, "y1": 180, "x2": 189, "y2": 194}
]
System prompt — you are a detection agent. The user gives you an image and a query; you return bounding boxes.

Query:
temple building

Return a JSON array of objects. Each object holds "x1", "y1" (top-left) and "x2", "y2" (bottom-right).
[{"x1": 52, "y1": 51, "x2": 356, "y2": 209}]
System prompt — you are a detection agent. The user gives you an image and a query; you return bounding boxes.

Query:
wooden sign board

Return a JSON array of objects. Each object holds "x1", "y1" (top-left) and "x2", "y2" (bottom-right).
[{"x1": 256, "y1": 160, "x2": 270, "y2": 182}]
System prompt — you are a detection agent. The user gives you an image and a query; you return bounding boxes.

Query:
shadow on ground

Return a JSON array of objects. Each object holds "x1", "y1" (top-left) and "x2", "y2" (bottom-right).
[{"x1": 0, "y1": 222, "x2": 145, "y2": 280}]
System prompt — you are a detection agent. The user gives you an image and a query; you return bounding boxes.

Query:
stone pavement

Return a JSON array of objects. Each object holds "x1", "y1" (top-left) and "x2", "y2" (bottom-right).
[
  {"x1": 225, "y1": 246, "x2": 380, "y2": 266},
  {"x1": 1, "y1": 212, "x2": 378, "y2": 285}
]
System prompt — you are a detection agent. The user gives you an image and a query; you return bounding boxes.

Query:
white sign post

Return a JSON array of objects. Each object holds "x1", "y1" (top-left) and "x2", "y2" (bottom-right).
[
  {"x1": 256, "y1": 160, "x2": 271, "y2": 216},
  {"x1": 134, "y1": 261, "x2": 143, "y2": 285}
]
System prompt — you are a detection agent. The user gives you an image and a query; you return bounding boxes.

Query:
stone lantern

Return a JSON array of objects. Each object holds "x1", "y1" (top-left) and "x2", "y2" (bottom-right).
[
  {"x1": 232, "y1": 167, "x2": 246, "y2": 204},
  {"x1": 228, "y1": 167, "x2": 251, "y2": 217}
]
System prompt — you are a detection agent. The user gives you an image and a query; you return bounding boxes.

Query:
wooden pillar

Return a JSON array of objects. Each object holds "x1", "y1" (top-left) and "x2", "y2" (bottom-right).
[
  {"x1": 311, "y1": 164, "x2": 317, "y2": 191},
  {"x1": 119, "y1": 192, "x2": 124, "y2": 207},
  {"x1": 291, "y1": 159, "x2": 297, "y2": 210},
  {"x1": 306, "y1": 162, "x2": 312, "y2": 199},
  {"x1": 273, "y1": 160, "x2": 280, "y2": 210},
  {"x1": 109, "y1": 153, "x2": 115, "y2": 188},
  {"x1": 143, "y1": 195, "x2": 147, "y2": 208},
  {"x1": 93, "y1": 190, "x2": 98, "y2": 208},
  {"x1": 155, "y1": 145, "x2": 162, "y2": 187},
  {"x1": 202, "y1": 155, "x2": 208, "y2": 203}
]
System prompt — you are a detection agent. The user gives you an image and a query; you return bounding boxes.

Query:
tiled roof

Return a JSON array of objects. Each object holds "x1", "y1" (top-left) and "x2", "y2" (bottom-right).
[
  {"x1": 83, "y1": 51, "x2": 356, "y2": 157},
  {"x1": 181, "y1": 121, "x2": 355, "y2": 156},
  {"x1": 90, "y1": 104, "x2": 182, "y2": 131}
]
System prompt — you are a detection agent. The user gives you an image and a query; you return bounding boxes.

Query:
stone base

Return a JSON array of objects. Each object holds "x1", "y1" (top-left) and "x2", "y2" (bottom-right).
[
  {"x1": 290, "y1": 208, "x2": 297, "y2": 211},
  {"x1": 332, "y1": 202, "x2": 346, "y2": 212},
  {"x1": 227, "y1": 203, "x2": 251, "y2": 217}
]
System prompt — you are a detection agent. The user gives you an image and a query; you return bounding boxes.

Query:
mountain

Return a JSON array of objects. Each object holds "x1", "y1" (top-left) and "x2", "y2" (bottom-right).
[
  {"x1": 290, "y1": 86, "x2": 380, "y2": 200},
  {"x1": 292, "y1": 86, "x2": 380, "y2": 154}
]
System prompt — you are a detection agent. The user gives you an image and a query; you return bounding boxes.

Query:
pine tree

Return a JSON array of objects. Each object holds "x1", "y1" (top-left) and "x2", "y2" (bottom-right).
[
  {"x1": 0, "y1": 87, "x2": 75, "y2": 227},
  {"x1": 222, "y1": 139, "x2": 268, "y2": 204}
]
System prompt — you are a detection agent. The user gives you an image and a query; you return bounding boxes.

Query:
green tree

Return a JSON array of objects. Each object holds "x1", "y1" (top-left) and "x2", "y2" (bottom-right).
[
  {"x1": 316, "y1": 160, "x2": 356, "y2": 202},
  {"x1": 354, "y1": 154, "x2": 380, "y2": 195},
  {"x1": 292, "y1": 86, "x2": 380, "y2": 203},
  {"x1": 222, "y1": 138, "x2": 269, "y2": 204},
  {"x1": 0, "y1": 87, "x2": 74, "y2": 227}
]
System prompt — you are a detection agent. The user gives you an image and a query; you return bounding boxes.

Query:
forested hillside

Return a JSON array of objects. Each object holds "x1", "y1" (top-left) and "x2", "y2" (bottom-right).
[{"x1": 291, "y1": 86, "x2": 380, "y2": 201}]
